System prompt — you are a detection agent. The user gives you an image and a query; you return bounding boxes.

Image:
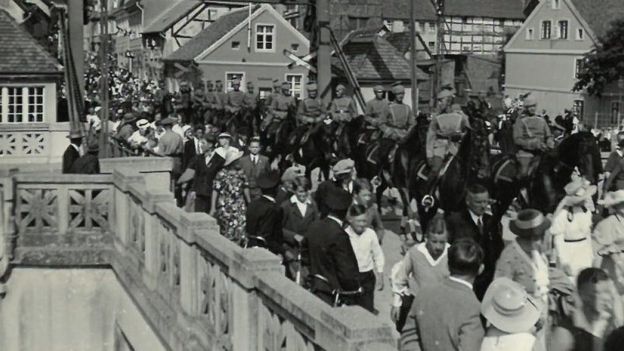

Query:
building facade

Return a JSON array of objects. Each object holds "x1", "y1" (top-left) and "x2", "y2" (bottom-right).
[
  {"x1": 504, "y1": 0, "x2": 624, "y2": 127},
  {"x1": 164, "y1": 5, "x2": 310, "y2": 99}
]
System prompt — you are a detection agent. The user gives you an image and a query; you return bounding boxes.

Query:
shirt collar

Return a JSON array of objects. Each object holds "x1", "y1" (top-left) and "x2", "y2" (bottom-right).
[
  {"x1": 327, "y1": 215, "x2": 343, "y2": 227},
  {"x1": 262, "y1": 195, "x2": 276, "y2": 203},
  {"x1": 617, "y1": 149, "x2": 623, "y2": 157},
  {"x1": 416, "y1": 242, "x2": 450, "y2": 266},
  {"x1": 290, "y1": 195, "x2": 310, "y2": 205},
  {"x1": 468, "y1": 209, "x2": 482, "y2": 225},
  {"x1": 71, "y1": 143, "x2": 81, "y2": 152},
  {"x1": 449, "y1": 276, "x2": 473, "y2": 290}
]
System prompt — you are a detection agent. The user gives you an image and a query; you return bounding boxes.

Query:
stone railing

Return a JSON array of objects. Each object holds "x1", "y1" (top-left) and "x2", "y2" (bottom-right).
[{"x1": 1, "y1": 167, "x2": 399, "y2": 351}]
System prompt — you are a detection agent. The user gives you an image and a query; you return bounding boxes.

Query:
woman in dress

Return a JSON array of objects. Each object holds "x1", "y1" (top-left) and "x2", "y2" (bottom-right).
[
  {"x1": 593, "y1": 190, "x2": 624, "y2": 299},
  {"x1": 210, "y1": 147, "x2": 249, "y2": 244}
]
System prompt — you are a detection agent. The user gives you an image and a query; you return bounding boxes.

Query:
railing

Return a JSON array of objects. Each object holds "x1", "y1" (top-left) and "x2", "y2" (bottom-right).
[
  {"x1": 0, "y1": 167, "x2": 398, "y2": 351},
  {"x1": 0, "y1": 124, "x2": 50, "y2": 158}
]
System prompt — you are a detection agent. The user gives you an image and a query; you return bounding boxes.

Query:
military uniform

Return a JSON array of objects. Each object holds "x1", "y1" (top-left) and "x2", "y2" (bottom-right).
[
  {"x1": 365, "y1": 97, "x2": 390, "y2": 126},
  {"x1": 264, "y1": 79, "x2": 281, "y2": 108},
  {"x1": 329, "y1": 89, "x2": 357, "y2": 123},
  {"x1": 225, "y1": 90, "x2": 247, "y2": 112},
  {"x1": 292, "y1": 83, "x2": 324, "y2": 145},
  {"x1": 513, "y1": 101, "x2": 554, "y2": 179},
  {"x1": 380, "y1": 102, "x2": 415, "y2": 141},
  {"x1": 244, "y1": 83, "x2": 258, "y2": 111},
  {"x1": 425, "y1": 110, "x2": 471, "y2": 169},
  {"x1": 204, "y1": 81, "x2": 219, "y2": 125},
  {"x1": 214, "y1": 81, "x2": 227, "y2": 111}
]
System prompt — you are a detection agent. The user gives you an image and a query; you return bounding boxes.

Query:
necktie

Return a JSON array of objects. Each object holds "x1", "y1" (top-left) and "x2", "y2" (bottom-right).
[
  {"x1": 477, "y1": 218, "x2": 484, "y2": 235},
  {"x1": 196, "y1": 140, "x2": 201, "y2": 154}
]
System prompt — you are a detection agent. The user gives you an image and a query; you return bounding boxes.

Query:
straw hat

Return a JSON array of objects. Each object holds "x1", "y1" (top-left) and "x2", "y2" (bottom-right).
[
  {"x1": 223, "y1": 148, "x2": 244, "y2": 166},
  {"x1": 562, "y1": 178, "x2": 597, "y2": 206},
  {"x1": 603, "y1": 190, "x2": 624, "y2": 208},
  {"x1": 67, "y1": 129, "x2": 85, "y2": 139},
  {"x1": 481, "y1": 277, "x2": 542, "y2": 334},
  {"x1": 509, "y1": 209, "x2": 550, "y2": 238}
]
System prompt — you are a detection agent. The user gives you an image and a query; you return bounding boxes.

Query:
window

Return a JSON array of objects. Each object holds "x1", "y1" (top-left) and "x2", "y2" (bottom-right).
[
  {"x1": 291, "y1": 43, "x2": 299, "y2": 51},
  {"x1": 0, "y1": 86, "x2": 44, "y2": 123},
  {"x1": 552, "y1": 0, "x2": 560, "y2": 9},
  {"x1": 225, "y1": 73, "x2": 245, "y2": 92},
  {"x1": 558, "y1": 20, "x2": 568, "y2": 39},
  {"x1": 231, "y1": 41, "x2": 240, "y2": 50},
  {"x1": 428, "y1": 22, "x2": 436, "y2": 33},
  {"x1": 348, "y1": 16, "x2": 369, "y2": 29},
  {"x1": 207, "y1": 9, "x2": 218, "y2": 21},
  {"x1": 612, "y1": 102, "x2": 620, "y2": 124},
  {"x1": 573, "y1": 100, "x2": 584, "y2": 119},
  {"x1": 285, "y1": 74, "x2": 303, "y2": 99},
  {"x1": 255, "y1": 24, "x2": 274, "y2": 51},
  {"x1": 576, "y1": 28, "x2": 585, "y2": 40},
  {"x1": 575, "y1": 58, "x2": 584, "y2": 78},
  {"x1": 526, "y1": 28, "x2": 534, "y2": 40},
  {"x1": 428, "y1": 41, "x2": 435, "y2": 50},
  {"x1": 541, "y1": 20, "x2": 552, "y2": 39}
]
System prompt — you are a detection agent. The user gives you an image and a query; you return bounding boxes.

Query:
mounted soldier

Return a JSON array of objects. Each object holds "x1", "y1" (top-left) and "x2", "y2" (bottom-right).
[
  {"x1": 263, "y1": 81, "x2": 296, "y2": 136},
  {"x1": 224, "y1": 78, "x2": 248, "y2": 114},
  {"x1": 513, "y1": 94, "x2": 554, "y2": 181},
  {"x1": 291, "y1": 81, "x2": 325, "y2": 146},
  {"x1": 361, "y1": 85, "x2": 390, "y2": 147},
  {"x1": 422, "y1": 89, "x2": 471, "y2": 206},
  {"x1": 244, "y1": 81, "x2": 258, "y2": 111},
  {"x1": 191, "y1": 84, "x2": 207, "y2": 125},
  {"x1": 328, "y1": 83, "x2": 356, "y2": 128},
  {"x1": 264, "y1": 78, "x2": 281, "y2": 108},
  {"x1": 204, "y1": 80, "x2": 218, "y2": 126},
  {"x1": 374, "y1": 83, "x2": 414, "y2": 168}
]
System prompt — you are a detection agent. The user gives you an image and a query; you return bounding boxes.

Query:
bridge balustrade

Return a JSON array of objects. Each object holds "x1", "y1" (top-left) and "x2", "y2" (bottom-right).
[{"x1": 0, "y1": 166, "x2": 398, "y2": 351}]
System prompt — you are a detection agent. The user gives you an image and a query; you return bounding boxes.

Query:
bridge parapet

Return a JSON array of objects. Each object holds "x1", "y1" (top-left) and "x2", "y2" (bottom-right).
[{"x1": 0, "y1": 164, "x2": 398, "y2": 351}]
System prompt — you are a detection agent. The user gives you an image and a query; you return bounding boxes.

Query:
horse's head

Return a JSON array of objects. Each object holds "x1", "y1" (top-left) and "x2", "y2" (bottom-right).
[{"x1": 558, "y1": 132, "x2": 601, "y2": 184}]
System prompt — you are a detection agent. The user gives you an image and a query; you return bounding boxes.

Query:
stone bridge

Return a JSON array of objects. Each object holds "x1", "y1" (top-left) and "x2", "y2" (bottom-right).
[{"x1": 0, "y1": 158, "x2": 398, "y2": 351}]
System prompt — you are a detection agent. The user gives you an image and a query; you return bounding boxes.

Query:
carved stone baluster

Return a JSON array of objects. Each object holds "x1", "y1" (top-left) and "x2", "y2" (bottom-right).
[{"x1": 57, "y1": 185, "x2": 69, "y2": 235}]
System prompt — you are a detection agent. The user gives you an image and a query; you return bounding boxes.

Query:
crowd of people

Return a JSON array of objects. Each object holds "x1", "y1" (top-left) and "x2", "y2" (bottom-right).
[{"x1": 59, "y1": 69, "x2": 624, "y2": 351}]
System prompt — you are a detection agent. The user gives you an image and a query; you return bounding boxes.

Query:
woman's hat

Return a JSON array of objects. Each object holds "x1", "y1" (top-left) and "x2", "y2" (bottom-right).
[
  {"x1": 603, "y1": 190, "x2": 624, "y2": 208},
  {"x1": 481, "y1": 277, "x2": 542, "y2": 334},
  {"x1": 257, "y1": 171, "x2": 280, "y2": 189},
  {"x1": 136, "y1": 119, "x2": 150, "y2": 130},
  {"x1": 218, "y1": 132, "x2": 232, "y2": 139},
  {"x1": 509, "y1": 209, "x2": 550, "y2": 238},
  {"x1": 223, "y1": 148, "x2": 244, "y2": 166},
  {"x1": 563, "y1": 178, "x2": 597, "y2": 206}
]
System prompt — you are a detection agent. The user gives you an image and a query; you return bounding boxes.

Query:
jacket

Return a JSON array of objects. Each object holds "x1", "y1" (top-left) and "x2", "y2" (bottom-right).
[
  {"x1": 245, "y1": 196, "x2": 284, "y2": 255},
  {"x1": 70, "y1": 154, "x2": 100, "y2": 174},
  {"x1": 281, "y1": 196, "x2": 320, "y2": 238},
  {"x1": 239, "y1": 154, "x2": 270, "y2": 195},
  {"x1": 426, "y1": 112, "x2": 470, "y2": 159},
  {"x1": 402, "y1": 278, "x2": 484, "y2": 351},
  {"x1": 188, "y1": 152, "x2": 225, "y2": 196},
  {"x1": 513, "y1": 114, "x2": 554, "y2": 153},
  {"x1": 307, "y1": 217, "x2": 360, "y2": 293},
  {"x1": 62, "y1": 144, "x2": 81, "y2": 174},
  {"x1": 183, "y1": 138, "x2": 201, "y2": 170}
]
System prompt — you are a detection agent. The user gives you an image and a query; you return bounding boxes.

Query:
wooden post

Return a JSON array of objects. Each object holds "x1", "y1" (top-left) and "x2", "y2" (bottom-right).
[
  {"x1": 409, "y1": 0, "x2": 418, "y2": 111},
  {"x1": 434, "y1": 0, "x2": 445, "y2": 96},
  {"x1": 316, "y1": 0, "x2": 332, "y2": 105},
  {"x1": 69, "y1": 0, "x2": 84, "y2": 97},
  {"x1": 99, "y1": 0, "x2": 110, "y2": 157}
]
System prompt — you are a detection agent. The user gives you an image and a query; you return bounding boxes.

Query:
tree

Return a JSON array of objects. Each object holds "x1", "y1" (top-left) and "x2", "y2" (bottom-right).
[{"x1": 574, "y1": 19, "x2": 624, "y2": 96}]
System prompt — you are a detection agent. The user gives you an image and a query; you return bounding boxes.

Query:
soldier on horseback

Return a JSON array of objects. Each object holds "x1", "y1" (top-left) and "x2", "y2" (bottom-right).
[
  {"x1": 513, "y1": 94, "x2": 554, "y2": 181},
  {"x1": 291, "y1": 82, "x2": 325, "y2": 146},
  {"x1": 361, "y1": 85, "x2": 390, "y2": 148},
  {"x1": 213, "y1": 80, "x2": 227, "y2": 126},
  {"x1": 372, "y1": 84, "x2": 415, "y2": 167},
  {"x1": 263, "y1": 81, "x2": 296, "y2": 135},
  {"x1": 264, "y1": 79, "x2": 281, "y2": 107},
  {"x1": 328, "y1": 84, "x2": 357, "y2": 147},
  {"x1": 204, "y1": 80, "x2": 218, "y2": 125},
  {"x1": 422, "y1": 89, "x2": 471, "y2": 207},
  {"x1": 224, "y1": 78, "x2": 248, "y2": 114},
  {"x1": 245, "y1": 81, "x2": 258, "y2": 110}
]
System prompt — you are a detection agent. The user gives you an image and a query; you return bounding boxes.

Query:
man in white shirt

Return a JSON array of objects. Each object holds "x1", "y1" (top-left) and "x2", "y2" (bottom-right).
[{"x1": 346, "y1": 204, "x2": 385, "y2": 313}]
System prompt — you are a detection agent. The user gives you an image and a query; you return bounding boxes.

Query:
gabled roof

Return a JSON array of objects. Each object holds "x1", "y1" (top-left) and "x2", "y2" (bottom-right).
[
  {"x1": 143, "y1": 0, "x2": 204, "y2": 34},
  {"x1": 0, "y1": 10, "x2": 62, "y2": 75},
  {"x1": 569, "y1": 0, "x2": 624, "y2": 40},
  {"x1": 164, "y1": 5, "x2": 260, "y2": 62},
  {"x1": 338, "y1": 33, "x2": 429, "y2": 82},
  {"x1": 382, "y1": 0, "x2": 525, "y2": 21},
  {"x1": 384, "y1": 31, "x2": 433, "y2": 60}
]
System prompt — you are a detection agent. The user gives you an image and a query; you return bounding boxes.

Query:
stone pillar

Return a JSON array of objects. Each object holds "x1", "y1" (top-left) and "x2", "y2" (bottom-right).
[{"x1": 100, "y1": 157, "x2": 174, "y2": 191}]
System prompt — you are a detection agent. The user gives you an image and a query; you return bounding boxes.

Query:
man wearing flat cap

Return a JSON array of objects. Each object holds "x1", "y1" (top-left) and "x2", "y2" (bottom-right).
[
  {"x1": 375, "y1": 83, "x2": 415, "y2": 167},
  {"x1": 307, "y1": 188, "x2": 361, "y2": 306},
  {"x1": 292, "y1": 82, "x2": 325, "y2": 146},
  {"x1": 264, "y1": 81, "x2": 296, "y2": 134},
  {"x1": 328, "y1": 83, "x2": 356, "y2": 123},
  {"x1": 423, "y1": 89, "x2": 471, "y2": 205},
  {"x1": 513, "y1": 94, "x2": 553, "y2": 181},
  {"x1": 315, "y1": 158, "x2": 355, "y2": 217},
  {"x1": 245, "y1": 170, "x2": 284, "y2": 255},
  {"x1": 225, "y1": 78, "x2": 248, "y2": 114}
]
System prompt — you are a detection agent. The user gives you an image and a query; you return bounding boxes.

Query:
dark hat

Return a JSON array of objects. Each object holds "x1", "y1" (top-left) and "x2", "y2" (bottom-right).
[
  {"x1": 67, "y1": 129, "x2": 85, "y2": 139},
  {"x1": 257, "y1": 170, "x2": 281, "y2": 189},
  {"x1": 509, "y1": 209, "x2": 550, "y2": 238},
  {"x1": 215, "y1": 80, "x2": 223, "y2": 83},
  {"x1": 326, "y1": 188, "x2": 353, "y2": 211},
  {"x1": 204, "y1": 133, "x2": 218, "y2": 143}
]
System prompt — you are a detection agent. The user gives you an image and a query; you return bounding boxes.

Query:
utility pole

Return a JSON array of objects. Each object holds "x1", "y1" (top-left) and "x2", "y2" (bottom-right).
[
  {"x1": 434, "y1": 0, "x2": 445, "y2": 95},
  {"x1": 69, "y1": 0, "x2": 84, "y2": 97},
  {"x1": 316, "y1": 0, "x2": 332, "y2": 105},
  {"x1": 409, "y1": 0, "x2": 418, "y2": 112},
  {"x1": 99, "y1": 0, "x2": 110, "y2": 157}
]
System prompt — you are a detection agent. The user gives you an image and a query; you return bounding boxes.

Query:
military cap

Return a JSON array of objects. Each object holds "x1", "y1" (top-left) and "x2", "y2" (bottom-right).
[
  {"x1": 257, "y1": 171, "x2": 281, "y2": 189},
  {"x1": 250, "y1": 135, "x2": 261, "y2": 143},
  {"x1": 392, "y1": 84, "x2": 405, "y2": 94},
  {"x1": 336, "y1": 83, "x2": 346, "y2": 91},
  {"x1": 373, "y1": 85, "x2": 384, "y2": 92},
  {"x1": 247, "y1": 81, "x2": 254, "y2": 86},
  {"x1": 523, "y1": 94, "x2": 538, "y2": 107},
  {"x1": 437, "y1": 89, "x2": 454, "y2": 99},
  {"x1": 307, "y1": 82, "x2": 318, "y2": 91},
  {"x1": 215, "y1": 80, "x2": 223, "y2": 83},
  {"x1": 160, "y1": 117, "x2": 177, "y2": 126},
  {"x1": 325, "y1": 189, "x2": 353, "y2": 211},
  {"x1": 272, "y1": 79, "x2": 281, "y2": 87}
]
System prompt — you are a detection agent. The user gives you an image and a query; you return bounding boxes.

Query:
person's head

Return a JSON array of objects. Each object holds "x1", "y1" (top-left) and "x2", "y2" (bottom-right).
[
  {"x1": 335, "y1": 84, "x2": 345, "y2": 98},
  {"x1": 347, "y1": 204, "x2": 369, "y2": 235},
  {"x1": 436, "y1": 89, "x2": 453, "y2": 111},
  {"x1": 70, "y1": 137, "x2": 83, "y2": 146},
  {"x1": 524, "y1": 94, "x2": 538, "y2": 115},
  {"x1": 203, "y1": 134, "x2": 217, "y2": 153},
  {"x1": 258, "y1": 170, "x2": 281, "y2": 197},
  {"x1": 248, "y1": 137, "x2": 261, "y2": 155},
  {"x1": 326, "y1": 189, "x2": 352, "y2": 220},
  {"x1": 353, "y1": 178, "x2": 373, "y2": 207},
  {"x1": 281, "y1": 82, "x2": 291, "y2": 95},
  {"x1": 194, "y1": 125, "x2": 205, "y2": 139},
  {"x1": 292, "y1": 176, "x2": 311, "y2": 203},
  {"x1": 206, "y1": 81, "x2": 213, "y2": 91},
  {"x1": 373, "y1": 86, "x2": 384, "y2": 100},
  {"x1": 393, "y1": 84, "x2": 405, "y2": 103},
  {"x1": 577, "y1": 268, "x2": 613, "y2": 318},
  {"x1": 425, "y1": 213, "x2": 449, "y2": 258},
  {"x1": 465, "y1": 183, "x2": 490, "y2": 216},
  {"x1": 617, "y1": 132, "x2": 624, "y2": 148},
  {"x1": 246, "y1": 81, "x2": 254, "y2": 93},
  {"x1": 218, "y1": 133, "x2": 232, "y2": 147},
  {"x1": 215, "y1": 80, "x2": 223, "y2": 91},
  {"x1": 510, "y1": 209, "x2": 550, "y2": 251},
  {"x1": 232, "y1": 78, "x2": 241, "y2": 91},
  {"x1": 307, "y1": 83, "x2": 318, "y2": 99},
  {"x1": 332, "y1": 158, "x2": 355, "y2": 183},
  {"x1": 448, "y1": 239, "x2": 484, "y2": 278},
  {"x1": 272, "y1": 79, "x2": 281, "y2": 92},
  {"x1": 183, "y1": 126, "x2": 194, "y2": 139}
]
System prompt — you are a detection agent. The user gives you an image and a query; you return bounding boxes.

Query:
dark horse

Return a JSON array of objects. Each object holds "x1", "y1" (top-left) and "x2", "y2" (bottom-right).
[
  {"x1": 260, "y1": 109, "x2": 297, "y2": 170},
  {"x1": 490, "y1": 131, "x2": 603, "y2": 220}
]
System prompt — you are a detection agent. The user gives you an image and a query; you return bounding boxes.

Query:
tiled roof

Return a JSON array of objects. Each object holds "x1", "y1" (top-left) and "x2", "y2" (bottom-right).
[
  {"x1": 338, "y1": 34, "x2": 428, "y2": 81},
  {"x1": 143, "y1": 0, "x2": 203, "y2": 34},
  {"x1": 384, "y1": 31, "x2": 432, "y2": 60},
  {"x1": 383, "y1": 0, "x2": 525, "y2": 20},
  {"x1": 0, "y1": 10, "x2": 62, "y2": 75},
  {"x1": 569, "y1": 0, "x2": 624, "y2": 39},
  {"x1": 164, "y1": 6, "x2": 259, "y2": 62}
]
